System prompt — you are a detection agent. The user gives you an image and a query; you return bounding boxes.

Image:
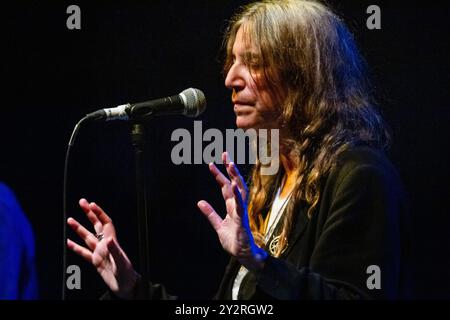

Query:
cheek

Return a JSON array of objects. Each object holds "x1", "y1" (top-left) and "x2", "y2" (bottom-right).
[{"x1": 258, "y1": 92, "x2": 279, "y2": 114}]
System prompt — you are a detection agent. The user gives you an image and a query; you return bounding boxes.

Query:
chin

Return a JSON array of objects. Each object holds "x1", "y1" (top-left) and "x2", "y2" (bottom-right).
[{"x1": 235, "y1": 117, "x2": 255, "y2": 130}]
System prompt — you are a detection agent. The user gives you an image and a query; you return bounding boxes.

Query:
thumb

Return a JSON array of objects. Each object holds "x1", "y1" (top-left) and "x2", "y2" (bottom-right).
[{"x1": 106, "y1": 237, "x2": 129, "y2": 271}]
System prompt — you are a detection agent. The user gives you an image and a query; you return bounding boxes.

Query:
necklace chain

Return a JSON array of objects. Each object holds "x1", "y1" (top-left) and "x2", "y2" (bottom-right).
[{"x1": 264, "y1": 186, "x2": 292, "y2": 243}]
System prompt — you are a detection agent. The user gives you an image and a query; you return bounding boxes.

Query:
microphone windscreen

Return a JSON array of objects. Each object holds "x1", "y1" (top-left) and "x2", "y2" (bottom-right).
[{"x1": 181, "y1": 88, "x2": 206, "y2": 117}]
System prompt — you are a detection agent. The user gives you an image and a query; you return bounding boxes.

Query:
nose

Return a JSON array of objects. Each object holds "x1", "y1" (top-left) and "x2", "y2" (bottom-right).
[{"x1": 225, "y1": 63, "x2": 245, "y2": 91}]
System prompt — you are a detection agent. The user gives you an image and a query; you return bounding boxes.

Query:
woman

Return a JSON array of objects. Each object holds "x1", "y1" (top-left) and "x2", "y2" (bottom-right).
[{"x1": 67, "y1": 0, "x2": 410, "y2": 299}]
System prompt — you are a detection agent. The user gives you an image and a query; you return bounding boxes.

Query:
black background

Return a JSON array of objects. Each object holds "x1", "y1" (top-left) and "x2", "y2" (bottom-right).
[{"x1": 2, "y1": 0, "x2": 449, "y2": 300}]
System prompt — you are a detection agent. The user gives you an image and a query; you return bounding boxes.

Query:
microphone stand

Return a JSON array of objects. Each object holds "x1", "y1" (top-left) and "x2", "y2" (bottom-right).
[{"x1": 130, "y1": 122, "x2": 150, "y2": 297}]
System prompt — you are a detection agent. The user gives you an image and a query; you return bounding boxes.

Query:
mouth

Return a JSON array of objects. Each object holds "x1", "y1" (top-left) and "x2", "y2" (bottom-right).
[
  {"x1": 233, "y1": 104, "x2": 254, "y2": 115},
  {"x1": 233, "y1": 101, "x2": 254, "y2": 114}
]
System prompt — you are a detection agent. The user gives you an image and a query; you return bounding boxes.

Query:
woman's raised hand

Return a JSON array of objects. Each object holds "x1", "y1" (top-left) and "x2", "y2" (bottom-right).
[
  {"x1": 67, "y1": 198, "x2": 139, "y2": 299},
  {"x1": 197, "y1": 152, "x2": 267, "y2": 271}
]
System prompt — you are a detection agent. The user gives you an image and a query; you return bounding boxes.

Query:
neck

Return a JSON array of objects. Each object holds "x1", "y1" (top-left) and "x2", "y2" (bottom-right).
[{"x1": 279, "y1": 144, "x2": 298, "y2": 198}]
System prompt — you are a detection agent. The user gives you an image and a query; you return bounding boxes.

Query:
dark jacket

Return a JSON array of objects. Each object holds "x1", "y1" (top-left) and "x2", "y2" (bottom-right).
[{"x1": 215, "y1": 146, "x2": 411, "y2": 299}]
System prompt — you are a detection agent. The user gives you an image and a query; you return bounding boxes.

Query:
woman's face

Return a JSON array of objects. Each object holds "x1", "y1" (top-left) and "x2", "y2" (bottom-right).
[{"x1": 225, "y1": 27, "x2": 284, "y2": 131}]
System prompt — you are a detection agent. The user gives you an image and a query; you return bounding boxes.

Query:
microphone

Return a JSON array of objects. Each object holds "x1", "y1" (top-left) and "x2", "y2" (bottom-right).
[{"x1": 85, "y1": 88, "x2": 206, "y2": 121}]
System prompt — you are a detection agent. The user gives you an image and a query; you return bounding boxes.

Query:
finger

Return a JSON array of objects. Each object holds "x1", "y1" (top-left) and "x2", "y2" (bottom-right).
[
  {"x1": 222, "y1": 152, "x2": 247, "y2": 198},
  {"x1": 222, "y1": 151, "x2": 232, "y2": 165},
  {"x1": 208, "y1": 163, "x2": 233, "y2": 200},
  {"x1": 67, "y1": 238, "x2": 93, "y2": 263},
  {"x1": 79, "y1": 198, "x2": 102, "y2": 233},
  {"x1": 231, "y1": 182, "x2": 245, "y2": 217},
  {"x1": 89, "y1": 202, "x2": 112, "y2": 225},
  {"x1": 67, "y1": 217, "x2": 97, "y2": 251},
  {"x1": 197, "y1": 200, "x2": 223, "y2": 231},
  {"x1": 223, "y1": 152, "x2": 238, "y2": 188},
  {"x1": 227, "y1": 162, "x2": 248, "y2": 201},
  {"x1": 208, "y1": 162, "x2": 231, "y2": 188}
]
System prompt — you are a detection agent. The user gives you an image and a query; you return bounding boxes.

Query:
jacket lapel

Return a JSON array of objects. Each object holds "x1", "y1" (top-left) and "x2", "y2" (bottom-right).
[{"x1": 273, "y1": 203, "x2": 309, "y2": 259}]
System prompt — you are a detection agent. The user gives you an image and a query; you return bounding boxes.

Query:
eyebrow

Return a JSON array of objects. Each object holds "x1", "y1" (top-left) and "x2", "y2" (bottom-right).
[
  {"x1": 242, "y1": 52, "x2": 260, "y2": 60},
  {"x1": 231, "y1": 51, "x2": 260, "y2": 63}
]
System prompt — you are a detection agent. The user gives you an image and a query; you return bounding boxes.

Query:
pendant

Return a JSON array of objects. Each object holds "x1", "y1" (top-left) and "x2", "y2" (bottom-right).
[{"x1": 268, "y1": 235, "x2": 287, "y2": 256}]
